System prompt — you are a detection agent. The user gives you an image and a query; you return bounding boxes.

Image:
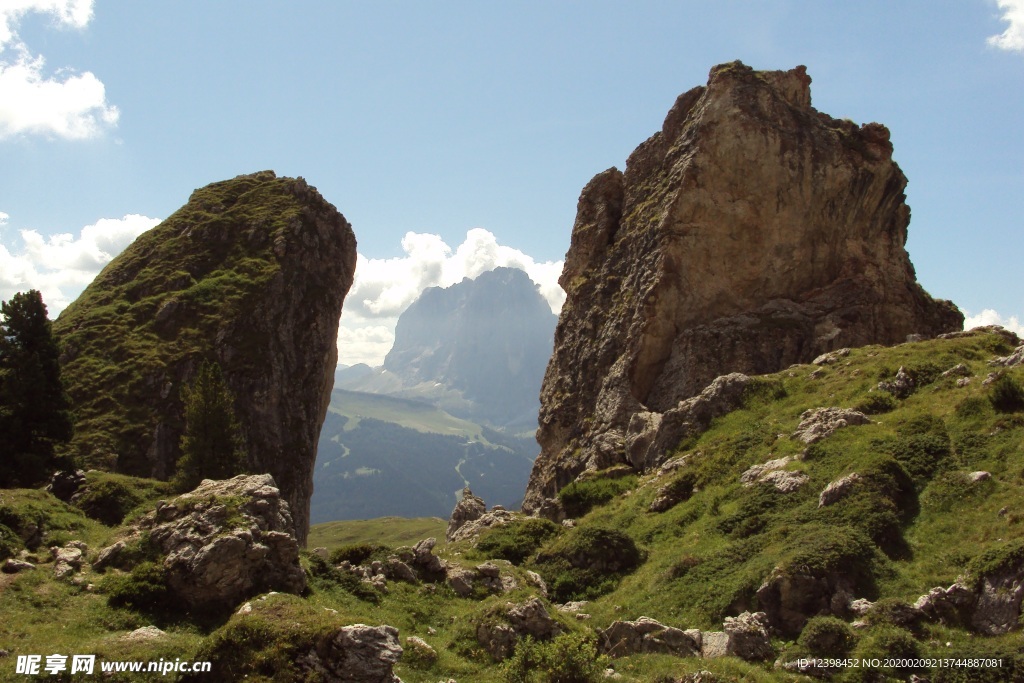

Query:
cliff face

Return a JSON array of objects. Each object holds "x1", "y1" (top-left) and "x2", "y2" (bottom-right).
[
  {"x1": 54, "y1": 171, "x2": 356, "y2": 543},
  {"x1": 523, "y1": 62, "x2": 962, "y2": 516},
  {"x1": 381, "y1": 267, "x2": 557, "y2": 428}
]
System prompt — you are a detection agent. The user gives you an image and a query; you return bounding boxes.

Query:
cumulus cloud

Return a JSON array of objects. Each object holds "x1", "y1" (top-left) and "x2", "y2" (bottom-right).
[
  {"x1": 0, "y1": 0, "x2": 119, "y2": 140},
  {"x1": 338, "y1": 228, "x2": 565, "y2": 366},
  {"x1": 989, "y1": 0, "x2": 1024, "y2": 52},
  {"x1": 0, "y1": 213, "x2": 160, "y2": 313},
  {"x1": 964, "y1": 308, "x2": 1024, "y2": 336}
]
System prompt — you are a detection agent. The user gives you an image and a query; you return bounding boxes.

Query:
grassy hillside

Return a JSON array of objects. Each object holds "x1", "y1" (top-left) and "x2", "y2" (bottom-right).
[
  {"x1": 326, "y1": 389, "x2": 487, "y2": 437},
  {"x1": 307, "y1": 516, "x2": 448, "y2": 551},
  {"x1": 3, "y1": 329, "x2": 1023, "y2": 682}
]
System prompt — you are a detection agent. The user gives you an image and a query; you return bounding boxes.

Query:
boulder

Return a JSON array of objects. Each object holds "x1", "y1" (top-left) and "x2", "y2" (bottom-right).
[
  {"x1": 309, "y1": 624, "x2": 403, "y2": 683},
  {"x1": 818, "y1": 473, "x2": 861, "y2": 508},
  {"x1": 598, "y1": 617, "x2": 701, "y2": 658},
  {"x1": 98, "y1": 474, "x2": 305, "y2": 610},
  {"x1": 990, "y1": 345, "x2": 1024, "y2": 368},
  {"x1": 878, "y1": 367, "x2": 915, "y2": 399},
  {"x1": 46, "y1": 469, "x2": 86, "y2": 501},
  {"x1": 791, "y1": 408, "x2": 871, "y2": 445},
  {"x1": 446, "y1": 488, "x2": 486, "y2": 542},
  {"x1": 756, "y1": 568, "x2": 855, "y2": 635},
  {"x1": 476, "y1": 598, "x2": 562, "y2": 661},
  {"x1": 524, "y1": 61, "x2": 961, "y2": 515}
]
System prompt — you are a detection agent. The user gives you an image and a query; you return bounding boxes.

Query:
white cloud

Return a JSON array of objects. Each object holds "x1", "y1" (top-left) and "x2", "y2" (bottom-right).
[
  {"x1": 964, "y1": 308, "x2": 1024, "y2": 336},
  {"x1": 0, "y1": 0, "x2": 119, "y2": 140},
  {"x1": 989, "y1": 0, "x2": 1024, "y2": 52},
  {"x1": 0, "y1": 213, "x2": 160, "y2": 313},
  {"x1": 0, "y1": 211, "x2": 8, "y2": 225},
  {"x1": 338, "y1": 228, "x2": 565, "y2": 367}
]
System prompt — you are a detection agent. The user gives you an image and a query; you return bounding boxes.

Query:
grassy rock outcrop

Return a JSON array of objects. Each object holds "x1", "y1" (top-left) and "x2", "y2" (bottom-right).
[{"x1": 53, "y1": 171, "x2": 356, "y2": 543}]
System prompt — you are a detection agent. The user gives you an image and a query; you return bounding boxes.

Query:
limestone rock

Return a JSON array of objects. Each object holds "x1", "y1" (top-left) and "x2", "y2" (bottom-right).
[
  {"x1": 51, "y1": 544, "x2": 83, "y2": 579},
  {"x1": 972, "y1": 567, "x2": 1024, "y2": 635},
  {"x1": 98, "y1": 474, "x2": 305, "y2": 610},
  {"x1": 120, "y1": 626, "x2": 166, "y2": 642},
  {"x1": 818, "y1": 473, "x2": 861, "y2": 508},
  {"x1": 878, "y1": 366, "x2": 915, "y2": 399},
  {"x1": 54, "y1": 172, "x2": 356, "y2": 545},
  {"x1": 476, "y1": 598, "x2": 562, "y2": 661},
  {"x1": 991, "y1": 345, "x2": 1024, "y2": 368},
  {"x1": 756, "y1": 568, "x2": 855, "y2": 635},
  {"x1": 317, "y1": 624, "x2": 403, "y2": 683},
  {"x1": 446, "y1": 488, "x2": 486, "y2": 542},
  {"x1": 1, "y1": 558, "x2": 36, "y2": 573},
  {"x1": 791, "y1": 407, "x2": 871, "y2": 445},
  {"x1": 741, "y1": 457, "x2": 792, "y2": 485},
  {"x1": 46, "y1": 469, "x2": 86, "y2": 501},
  {"x1": 598, "y1": 617, "x2": 701, "y2": 658},
  {"x1": 447, "y1": 507, "x2": 519, "y2": 543},
  {"x1": 525, "y1": 62, "x2": 960, "y2": 514}
]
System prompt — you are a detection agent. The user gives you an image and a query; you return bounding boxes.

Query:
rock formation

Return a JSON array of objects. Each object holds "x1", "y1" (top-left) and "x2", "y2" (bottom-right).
[
  {"x1": 54, "y1": 171, "x2": 356, "y2": 543},
  {"x1": 524, "y1": 61, "x2": 962, "y2": 515},
  {"x1": 95, "y1": 474, "x2": 306, "y2": 610}
]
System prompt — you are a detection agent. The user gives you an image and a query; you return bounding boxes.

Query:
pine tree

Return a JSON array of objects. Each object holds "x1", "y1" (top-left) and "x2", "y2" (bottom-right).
[
  {"x1": 173, "y1": 360, "x2": 247, "y2": 492},
  {"x1": 0, "y1": 290, "x2": 73, "y2": 487}
]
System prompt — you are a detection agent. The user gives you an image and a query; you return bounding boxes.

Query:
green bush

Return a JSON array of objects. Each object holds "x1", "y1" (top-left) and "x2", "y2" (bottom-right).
[
  {"x1": 475, "y1": 518, "x2": 561, "y2": 564},
  {"x1": 854, "y1": 392, "x2": 898, "y2": 415},
  {"x1": 328, "y1": 543, "x2": 390, "y2": 566},
  {"x1": 304, "y1": 552, "x2": 381, "y2": 603},
  {"x1": 73, "y1": 478, "x2": 143, "y2": 526},
  {"x1": 0, "y1": 522, "x2": 21, "y2": 560},
  {"x1": 741, "y1": 377, "x2": 787, "y2": 407},
  {"x1": 887, "y1": 415, "x2": 951, "y2": 481},
  {"x1": 798, "y1": 616, "x2": 855, "y2": 656},
  {"x1": 558, "y1": 474, "x2": 637, "y2": 519},
  {"x1": 989, "y1": 375, "x2": 1024, "y2": 413},
  {"x1": 533, "y1": 526, "x2": 643, "y2": 602},
  {"x1": 851, "y1": 625, "x2": 922, "y2": 678},
  {"x1": 955, "y1": 395, "x2": 991, "y2": 420},
  {"x1": 904, "y1": 361, "x2": 944, "y2": 387},
  {"x1": 865, "y1": 598, "x2": 923, "y2": 630},
  {"x1": 103, "y1": 561, "x2": 174, "y2": 615},
  {"x1": 503, "y1": 632, "x2": 609, "y2": 683}
]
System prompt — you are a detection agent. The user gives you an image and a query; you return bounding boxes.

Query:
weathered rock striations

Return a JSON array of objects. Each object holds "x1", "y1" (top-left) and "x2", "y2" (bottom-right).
[
  {"x1": 524, "y1": 62, "x2": 962, "y2": 515},
  {"x1": 54, "y1": 171, "x2": 356, "y2": 543}
]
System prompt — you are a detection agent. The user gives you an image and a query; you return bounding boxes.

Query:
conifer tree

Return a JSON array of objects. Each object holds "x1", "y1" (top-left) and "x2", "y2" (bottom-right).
[
  {"x1": 0, "y1": 290, "x2": 73, "y2": 486},
  {"x1": 173, "y1": 360, "x2": 247, "y2": 491}
]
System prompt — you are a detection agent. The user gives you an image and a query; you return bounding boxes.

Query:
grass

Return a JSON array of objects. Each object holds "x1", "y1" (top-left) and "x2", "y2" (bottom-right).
[{"x1": 307, "y1": 516, "x2": 448, "y2": 551}]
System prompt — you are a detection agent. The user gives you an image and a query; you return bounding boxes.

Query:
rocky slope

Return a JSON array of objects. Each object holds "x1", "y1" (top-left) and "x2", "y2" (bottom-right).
[
  {"x1": 53, "y1": 171, "x2": 356, "y2": 543},
  {"x1": 524, "y1": 61, "x2": 963, "y2": 515}
]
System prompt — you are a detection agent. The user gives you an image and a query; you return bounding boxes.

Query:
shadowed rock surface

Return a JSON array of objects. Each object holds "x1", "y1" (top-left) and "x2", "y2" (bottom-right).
[
  {"x1": 54, "y1": 171, "x2": 356, "y2": 543},
  {"x1": 524, "y1": 61, "x2": 962, "y2": 515}
]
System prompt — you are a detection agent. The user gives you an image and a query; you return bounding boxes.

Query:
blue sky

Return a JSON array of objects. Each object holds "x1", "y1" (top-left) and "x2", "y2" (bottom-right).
[{"x1": 1, "y1": 1, "x2": 1021, "y2": 365}]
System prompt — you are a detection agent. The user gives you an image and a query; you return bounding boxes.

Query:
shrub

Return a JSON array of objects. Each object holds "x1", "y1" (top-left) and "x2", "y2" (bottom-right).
[
  {"x1": 798, "y1": 616, "x2": 855, "y2": 656},
  {"x1": 533, "y1": 526, "x2": 643, "y2": 602},
  {"x1": 558, "y1": 474, "x2": 637, "y2": 519},
  {"x1": 0, "y1": 522, "x2": 21, "y2": 560},
  {"x1": 887, "y1": 415, "x2": 951, "y2": 481},
  {"x1": 73, "y1": 477, "x2": 143, "y2": 526},
  {"x1": 476, "y1": 518, "x2": 561, "y2": 564},
  {"x1": 855, "y1": 392, "x2": 898, "y2": 415},
  {"x1": 904, "y1": 361, "x2": 943, "y2": 387},
  {"x1": 741, "y1": 378, "x2": 787, "y2": 407},
  {"x1": 989, "y1": 375, "x2": 1024, "y2": 413},
  {"x1": 304, "y1": 552, "x2": 381, "y2": 603},
  {"x1": 955, "y1": 396, "x2": 991, "y2": 420},
  {"x1": 865, "y1": 598, "x2": 923, "y2": 630},
  {"x1": 503, "y1": 632, "x2": 609, "y2": 683},
  {"x1": 103, "y1": 561, "x2": 174, "y2": 615},
  {"x1": 328, "y1": 543, "x2": 390, "y2": 566},
  {"x1": 852, "y1": 625, "x2": 922, "y2": 678}
]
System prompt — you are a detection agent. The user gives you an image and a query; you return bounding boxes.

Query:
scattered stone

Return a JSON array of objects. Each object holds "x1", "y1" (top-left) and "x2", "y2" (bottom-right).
[
  {"x1": 720, "y1": 611, "x2": 773, "y2": 661},
  {"x1": 968, "y1": 471, "x2": 992, "y2": 483},
  {"x1": 848, "y1": 598, "x2": 874, "y2": 617},
  {"x1": 599, "y1": 617, "x2": 701, "y2": 658},
  {"x1": 404, "y1": 636, "x2": 437, "y2": 666},
  {"x1": 121, "y1": 626, "x2": 166, "y2": 642},
  {"x1": 941, "y1": 363, "x2": 972, "y2": 378},
  {"x1": 2, "y1": 558, "x2": 36, "y2": 573},
  {"x1": 741, "y1": 457, "x2": 792, "y2": 485},
  {"x1": 51, "y1": 545, "x2": 83, "y2": 579},
  {"x1": 913, "y1": 582, "x2": 975, "y2": 625},
  {"x1": 525, "y1": 571, "x2": 548, "y2": 598},
  {"x1": 818, "y1": 473, "x2": 861, "y2": 508},
  {"x1": 757, "y1": 568, "x2": 855, "y2": 635},
  {"x1": 446, "y1": 566, "x2": 476, "y2": 598},
  {"x1": 556, "y1": 601, "x2": 589, "y2": 614},
  {"x1": 878, "y1": 366, "x2": 915, "y2": 398},
  {"x1": 308, "y1": 624, "x2": 403, "y2": 683},
  {"x1": 506, "y1": 598, "x2": 561, "y2": 640},
  {"x1": 990, "y1": 345, "x2": 1024, "y2": 368},
  {"x1": 972, "y1": 567, "x2": 1024, "y2": 635},
  {"x1": 759, "y1": 470, "x2": 809, "y2": 493},
  {"x1": 813, "y1": 348, "x2": 851, "y2": 365},
  {"x1": 956, "y1": 378, "x2": 972, "y2": 388},
  {"x1": 983, "y1": 372, "x2": 1003, "y2": 386},
  {"x1": 792, "y1": 407, "x2": 871, "y2": 445}
]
